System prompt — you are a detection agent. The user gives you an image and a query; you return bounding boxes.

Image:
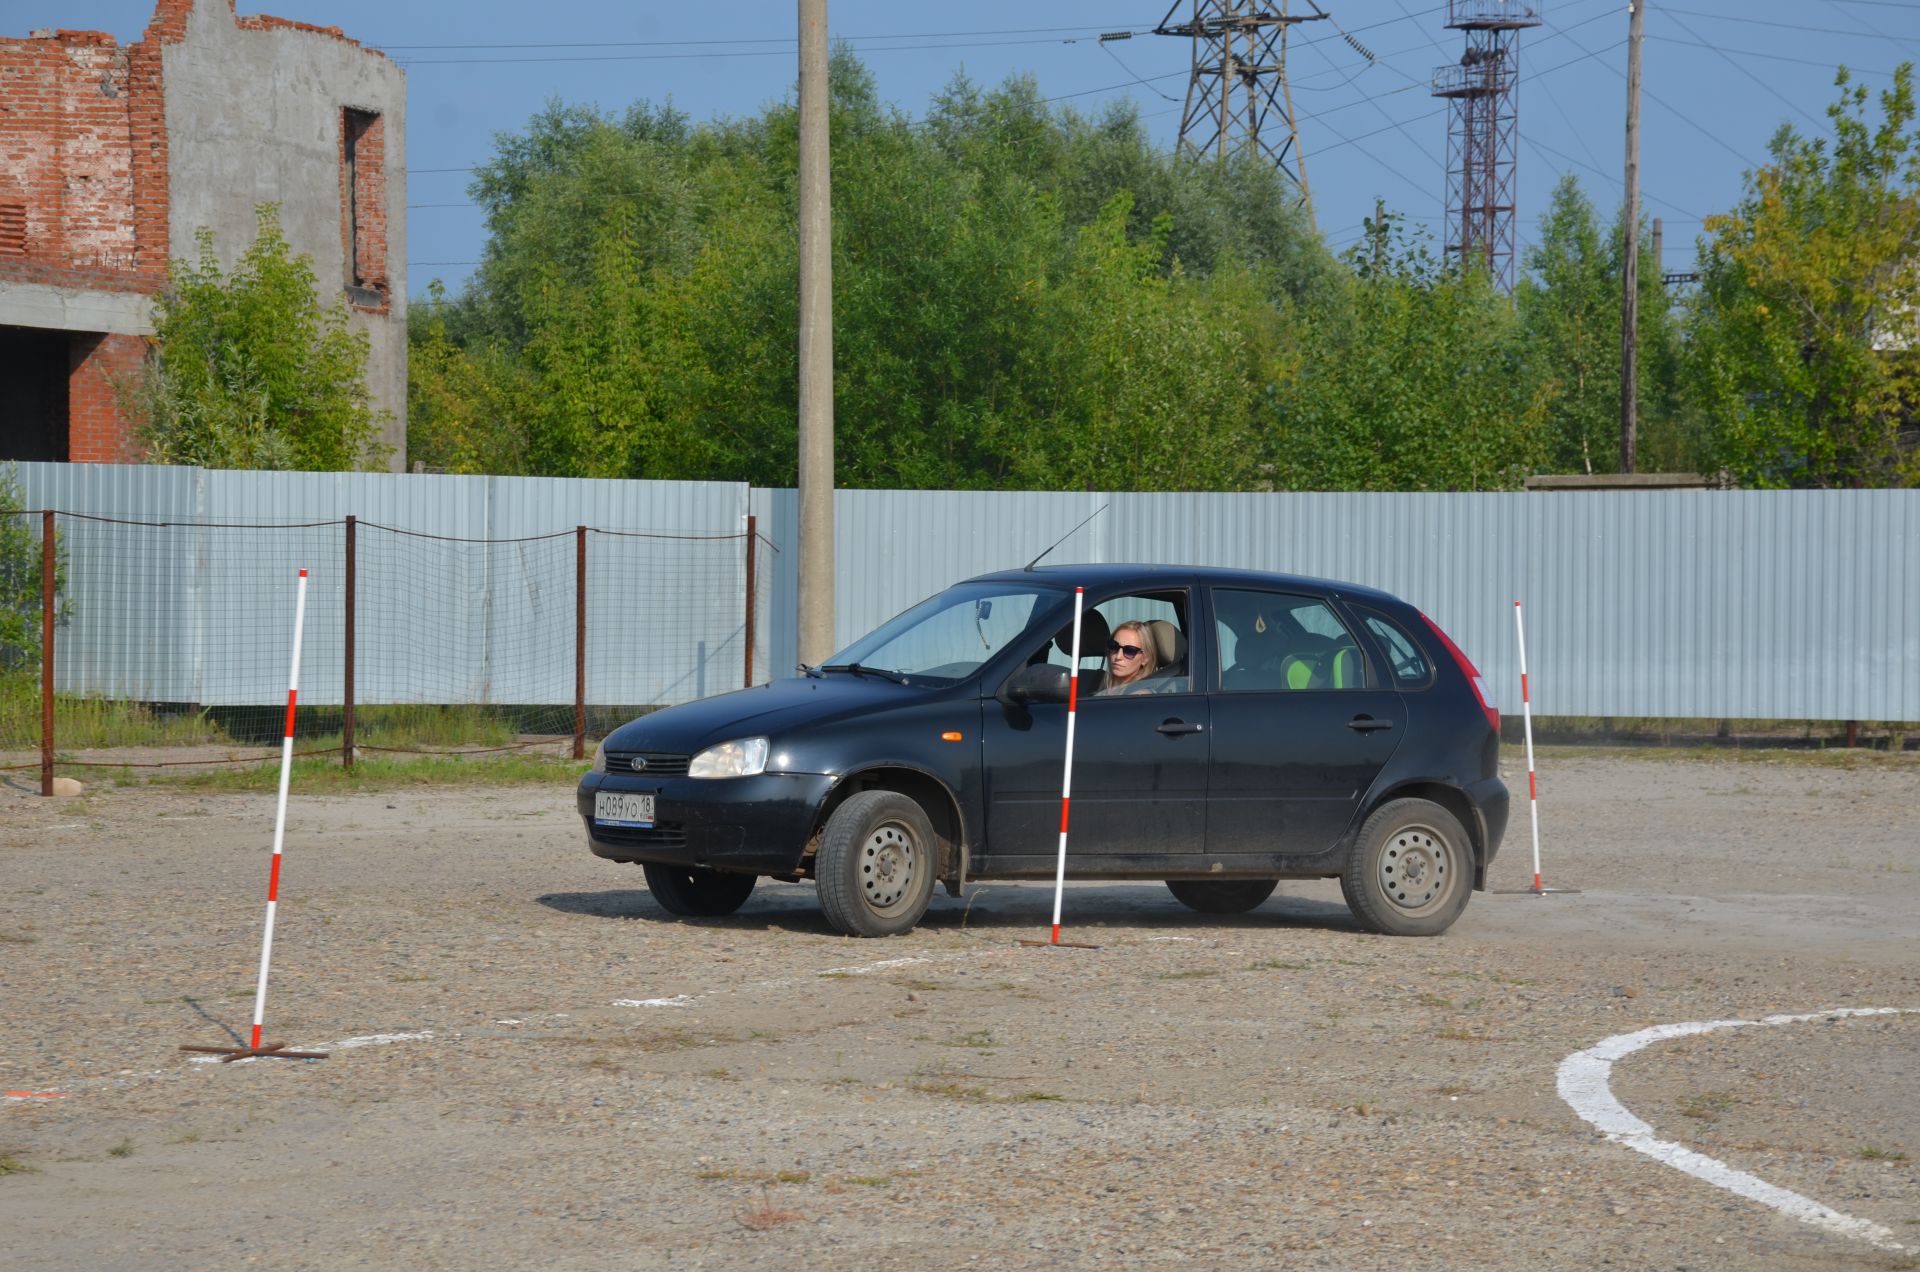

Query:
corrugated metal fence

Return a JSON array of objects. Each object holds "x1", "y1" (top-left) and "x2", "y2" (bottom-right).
[
  {"x1": 9, "y1": 464, "x2": 1916, "y2": 723},
  {"x1": 752, "y1": 488, "x2": 1919, "y2": 722}
]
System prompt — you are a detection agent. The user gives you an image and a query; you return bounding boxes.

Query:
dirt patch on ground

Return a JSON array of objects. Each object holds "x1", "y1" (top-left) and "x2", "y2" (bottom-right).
[{"x1": 2, "y1": 752, "x2": 1917, "y2": 1269}]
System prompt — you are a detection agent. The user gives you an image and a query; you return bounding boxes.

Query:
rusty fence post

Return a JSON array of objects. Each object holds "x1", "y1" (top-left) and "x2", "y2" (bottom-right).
[
  {"x1": 40, "y1": 509, "x2": 54, "y2": 798},
  {"x1": 574, "y1": 526, "x2": 587, "y2": 760},
  {"x1": 343, "y1": 515, "x2": 356, "y2": 769},
  {"x1": 743, "y1": 515, "x2": 757, "y2": 689}
]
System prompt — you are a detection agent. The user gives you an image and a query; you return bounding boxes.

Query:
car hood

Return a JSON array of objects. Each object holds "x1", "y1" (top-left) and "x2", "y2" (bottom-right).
[{"x1": 603, "y1": 674, "x2": 941, "y2": 756}]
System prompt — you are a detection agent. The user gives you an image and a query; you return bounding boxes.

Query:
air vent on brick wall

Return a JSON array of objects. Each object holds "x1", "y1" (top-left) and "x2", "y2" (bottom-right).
[{"x1": 0, "y1": 203, "x2": 25, "y2": 256}]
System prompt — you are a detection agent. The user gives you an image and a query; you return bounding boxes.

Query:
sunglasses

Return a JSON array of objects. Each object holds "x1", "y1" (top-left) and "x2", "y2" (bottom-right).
[{"x1": 1107, "y1": 641, "x2": 1145, "y2": 658}]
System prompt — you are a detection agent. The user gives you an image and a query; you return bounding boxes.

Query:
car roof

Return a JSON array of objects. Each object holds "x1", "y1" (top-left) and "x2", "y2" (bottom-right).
[{"x1": 964, "y1": 563, "x2": 1406, "y2": 606}]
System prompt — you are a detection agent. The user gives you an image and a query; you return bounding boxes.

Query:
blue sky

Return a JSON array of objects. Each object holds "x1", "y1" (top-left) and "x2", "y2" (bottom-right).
[{"x1": 24, "y1": 1, "x2": 1920, "y2": 297}]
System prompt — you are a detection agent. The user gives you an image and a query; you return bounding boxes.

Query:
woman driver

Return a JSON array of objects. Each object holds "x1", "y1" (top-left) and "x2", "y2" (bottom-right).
[{"x1": 1097, "y1": 621, "x2": 1159, "y2": 695}]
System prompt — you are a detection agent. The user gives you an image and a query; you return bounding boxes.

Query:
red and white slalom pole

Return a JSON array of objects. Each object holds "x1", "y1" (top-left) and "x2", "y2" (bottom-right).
[
  {"x1": 1049, "y1": 587, "x2": 1085, "y2": 945},
  {"x1": 1514, "y1": 600, "x2": 1544, "y2": 894},
  {"x1": 249, "y1": 568, "x2": 309, "y2": 1051}
]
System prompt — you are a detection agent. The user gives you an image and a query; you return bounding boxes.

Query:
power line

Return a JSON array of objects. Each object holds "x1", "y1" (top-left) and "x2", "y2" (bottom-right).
[
  {"x1": 1661, "y1": 11, "x2": 1824, "y2": 131},
  {"x1": 1647, "y1": 32, "x2": 1902, "y2": 77}
]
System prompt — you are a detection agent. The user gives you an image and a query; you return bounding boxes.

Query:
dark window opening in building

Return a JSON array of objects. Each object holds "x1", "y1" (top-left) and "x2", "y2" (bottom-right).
[
  {"x1": 341, "y1": 107, "x2": 387, "y2": 308},
  {"x1": 0, "y1": 326, "x2": 71, "y2": 462}
]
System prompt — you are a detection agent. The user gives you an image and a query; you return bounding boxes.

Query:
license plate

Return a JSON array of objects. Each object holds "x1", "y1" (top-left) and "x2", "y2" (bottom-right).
[{"x1": 594, "y1": 791, "x2": 655, "y2": 828}]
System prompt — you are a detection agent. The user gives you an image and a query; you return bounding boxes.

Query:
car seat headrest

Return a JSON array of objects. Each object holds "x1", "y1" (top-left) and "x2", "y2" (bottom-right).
[
  {"x1": 1143, "y1": 619, "x2": 1185, "y2": 665},
  {"x1": 1055, "y1": 608, "x2": 1111, "y2": 660}
]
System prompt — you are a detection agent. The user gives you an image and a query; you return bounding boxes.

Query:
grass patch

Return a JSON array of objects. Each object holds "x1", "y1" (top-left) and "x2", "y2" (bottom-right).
[
  {"x1": 0, "y1": 929, "x2": 36, "y2": 945},
  {"x1": 1250, "y1": 959, "x2": 1308, "y2": 971},
  {"x1": 1677, "y1": 1092, "x2": 1740, "y2": 1121},
  {"x1": 775, "y1": 1170, "x2": 810, "y2": 1183},
  {"x1": 0, "y1": 676, "x2": 229, "y2": 750},
  {"x1": 552, "y1": 1028, "x2": 733, "y2": 1053},
  {"x1": 948, "y1": 1030, "x2": 994, "y2": 1050},
  {"x1": 841, "y1": 1175, "x2": 889, "y2": 1187},
  {"x1": 1860, "y1": 1146, "x2": 1912, "y2": 1162},
  {"x1": 154, "y1": 751, "x2": 587, "y2": 794},
  {"x1": 107, "y1": 1138, "x2": 134, "y2": 1158},
  {"x1": 909, "y1": 1080, "x2": 993, "y2": 1103},
  {"x1": 1417, "y1": 993, "x2": 1454, "y2": 1008},
  {"x1": 1435, "y1": 1027, "x2": 1501, "y2": 1043},
  {"x1": 1155, "y1": 968, "x2": 1222, "y2": 980},
  {"x1": 0, "y1": 1153, "x2": 34, "y2": 1177}
]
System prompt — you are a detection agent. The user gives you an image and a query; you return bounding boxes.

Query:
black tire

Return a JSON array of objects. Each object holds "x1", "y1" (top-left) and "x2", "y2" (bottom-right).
[
  {"x1": 815, "y1": 790, "x2": 938, "y2": 938},
  {"x1": 1165, "y1": 878, "x2": 1278, "y2": 915},
  {"x1": 641, "y1": 862, "x2": 757, "y2": 917},
  {"x1": 1340, "y1": 798, "x2": 1473, "y2": 937}
]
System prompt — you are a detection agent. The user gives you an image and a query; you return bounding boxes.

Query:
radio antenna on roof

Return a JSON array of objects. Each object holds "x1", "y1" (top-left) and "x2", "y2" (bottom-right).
[{"x1": 1024, "y1": 503, "x2": 1109, "y2": 572}]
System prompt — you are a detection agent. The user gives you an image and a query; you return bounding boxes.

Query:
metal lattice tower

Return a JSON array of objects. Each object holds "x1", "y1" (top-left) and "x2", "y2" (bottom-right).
[
  {"x1": 1430, "y1": 2, "x2": 1542, "y2": 289},
  {"x1": 1154, "y1": 2, "x2": 1329, "y2": 226}
]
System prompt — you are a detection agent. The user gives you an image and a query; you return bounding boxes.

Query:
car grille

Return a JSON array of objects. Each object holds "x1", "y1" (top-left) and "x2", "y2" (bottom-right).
[
  {"x1": 592, "y1": 822, "x2": 688, "y2": 850},
  {"x1": 604, "y1": 751, "x2": 691, "y2": 777}
]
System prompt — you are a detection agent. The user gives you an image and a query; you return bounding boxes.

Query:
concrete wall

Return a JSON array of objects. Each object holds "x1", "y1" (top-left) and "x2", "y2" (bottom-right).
[{"x1": 161, "y1": 0, "x2": 407, "y2": 468}]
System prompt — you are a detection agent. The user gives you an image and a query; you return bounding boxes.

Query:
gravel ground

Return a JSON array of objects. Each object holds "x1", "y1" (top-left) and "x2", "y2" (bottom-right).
[{"x1": 2, "y1": 750, "x2": 1917, "y2": 1270}]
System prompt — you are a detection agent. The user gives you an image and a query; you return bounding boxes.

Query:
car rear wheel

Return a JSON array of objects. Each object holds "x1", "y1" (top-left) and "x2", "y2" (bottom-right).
[
  {"x1": 816, "y1": 790, "x2": 937, "y2": 938},
  {"x1": 1165, "y1": 879, "x2": 1278, "y2": 915},
  {"x1": 642, "y1": 863, "x2": 757, "y2": 917},
  {"x1": 1340, "y1": 798, "x2": 1472, "y2": 937}
]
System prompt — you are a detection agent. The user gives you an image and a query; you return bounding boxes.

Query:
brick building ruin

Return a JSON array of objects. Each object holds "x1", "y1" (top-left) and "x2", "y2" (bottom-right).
[{"x1": 0, "y1": 0, "x2": 406, "y2": 468}]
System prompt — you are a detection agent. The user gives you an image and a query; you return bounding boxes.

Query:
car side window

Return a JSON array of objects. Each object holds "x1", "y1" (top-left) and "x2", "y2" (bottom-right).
[
  {"x1": 1033, "y1": 591, "x2": 1191, "y2": 696},
  {"x1": 1357, "y1": 609, "x2": 1434, "y2": 689},
  {"x1": 1214, "y1": 589, "x2": 1369, "y2": 692}
]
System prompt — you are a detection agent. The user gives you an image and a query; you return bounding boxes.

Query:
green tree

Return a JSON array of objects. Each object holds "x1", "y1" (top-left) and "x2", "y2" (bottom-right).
[
  {"x1": 0, "y1": 467, "x2": 67, "y2": 676},
  {"x1": 421, "y1": 52, "x2": 1334, "y2": 489},
  {"x1": 1269, "y1": 220, "x2": 1551, "y2": 491},
  {"x1": 1683, "y1": 65, "x2": 1920, "y2": 488},
  {"x1": 126, "y1": 204, "x2": 390, "y2": 471},
  {"x1": 1516, "y1": 176, "x2": 1685, "y2": 474}
]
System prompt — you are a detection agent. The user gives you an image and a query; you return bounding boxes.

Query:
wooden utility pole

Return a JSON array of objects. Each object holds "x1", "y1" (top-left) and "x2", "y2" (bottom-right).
[
  {"x1": 1620, "y1": 0, "x2": 1644, "y2": 473},
  {"x1": 797, "y1": 0, "x2": 835, "y2": 665}
]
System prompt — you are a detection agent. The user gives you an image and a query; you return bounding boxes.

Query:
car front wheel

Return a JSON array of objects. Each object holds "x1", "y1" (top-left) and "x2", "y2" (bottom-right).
[
  {"x1": 1165, "y1": 879, "x2": 1278, "y2": 914},
  {"x1": 642, "y1": 863, "x2": 757, "y2": 917},
  {"x1": 815, "y1": 790, "x2": 937, "y2": 937},
  {"x1": 1340, "y1": 798, "x2": 1472, "y2": 937}
]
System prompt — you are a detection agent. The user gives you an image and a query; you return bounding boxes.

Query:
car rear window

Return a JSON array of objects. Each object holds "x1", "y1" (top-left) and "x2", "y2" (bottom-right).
[{"x1": 1355, "y1": 608, "x2": 1434, "y2": 689}]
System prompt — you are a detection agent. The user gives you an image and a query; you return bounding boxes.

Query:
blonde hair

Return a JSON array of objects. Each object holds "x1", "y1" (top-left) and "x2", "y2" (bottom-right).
[{"x1": 1105, "y1": 621, "x2": 1160, "y2": 689}]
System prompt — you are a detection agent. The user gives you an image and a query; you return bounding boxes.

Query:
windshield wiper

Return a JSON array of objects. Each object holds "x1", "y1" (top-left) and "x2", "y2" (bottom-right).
[
  {"x1": 820, "y1": 662, "x2": 908, "y2": 685},
  {"x1": 797, "y1": 662, "x2": 823, "y2": 679}
]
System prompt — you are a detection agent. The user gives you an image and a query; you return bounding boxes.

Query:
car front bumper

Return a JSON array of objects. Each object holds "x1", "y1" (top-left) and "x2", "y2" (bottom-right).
[{"x1": 577, "y1": 771, "x2": 838, "y2": 874}]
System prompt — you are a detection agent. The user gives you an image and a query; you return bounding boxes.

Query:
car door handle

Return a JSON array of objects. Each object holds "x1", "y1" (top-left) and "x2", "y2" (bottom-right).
[
  {"x1": 1346, "y1": 716, "x2": 1395, "y2": 733},
  {"x1": 1156, "y1": 720, "x2": 1204, "y2": 735}
]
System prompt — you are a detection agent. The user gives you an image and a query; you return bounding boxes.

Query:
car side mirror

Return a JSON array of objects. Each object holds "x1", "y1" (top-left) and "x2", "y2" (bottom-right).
[{"x1": 1000, "y1": 662, "x2": 1071, "y2": 706}]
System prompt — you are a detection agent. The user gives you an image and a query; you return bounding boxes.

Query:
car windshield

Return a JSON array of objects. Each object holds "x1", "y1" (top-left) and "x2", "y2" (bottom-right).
[{"x1": 826, "y1": 584, "x2": 1053, "y2": 685}]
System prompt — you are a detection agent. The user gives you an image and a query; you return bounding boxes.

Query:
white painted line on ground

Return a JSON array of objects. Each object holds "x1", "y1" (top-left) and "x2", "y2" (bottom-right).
[
  {"x1": 612, "y1": 995, "x2": 695, "y2": 1008},
  {"x1": 1557, "y1": 1007, "x2": 1916, "y2": 1254},
  {"x1": 816, "y1": 956, "x2": 933, "y2": 976}
]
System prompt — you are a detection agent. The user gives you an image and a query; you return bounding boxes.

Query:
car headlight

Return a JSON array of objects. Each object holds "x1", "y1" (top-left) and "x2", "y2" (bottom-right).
[
  {"x1": 590, "y1": 740, "x2": 607, "y2": 774},
  {"x1": 688, "y1": 737, "x2": 769, "y2": 779}
]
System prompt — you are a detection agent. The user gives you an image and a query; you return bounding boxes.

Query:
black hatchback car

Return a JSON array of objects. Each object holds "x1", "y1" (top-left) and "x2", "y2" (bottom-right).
[{"x1": 577, "y1": 565, "x2": 1507, "y2": 938}]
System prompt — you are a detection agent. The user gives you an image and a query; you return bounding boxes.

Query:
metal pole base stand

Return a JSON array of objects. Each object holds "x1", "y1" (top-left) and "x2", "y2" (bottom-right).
[
  {"x1": 179, "y1": 1041, "x2": 329, "y2": 1063},
  {"x1": 1017, "y1": 939, "x2": 1101, "y2": 950}
]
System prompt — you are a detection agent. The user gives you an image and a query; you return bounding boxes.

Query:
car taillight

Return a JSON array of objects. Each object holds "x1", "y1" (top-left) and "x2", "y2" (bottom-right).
[{"x1": 1419, "y1": 612, "x2": 1499, "y2": 736}]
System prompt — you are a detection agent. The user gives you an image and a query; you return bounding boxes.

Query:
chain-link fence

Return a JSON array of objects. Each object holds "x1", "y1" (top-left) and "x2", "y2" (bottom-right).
[{"x1": 0, "y1": 510, "x2": 776, "y2": 791}]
